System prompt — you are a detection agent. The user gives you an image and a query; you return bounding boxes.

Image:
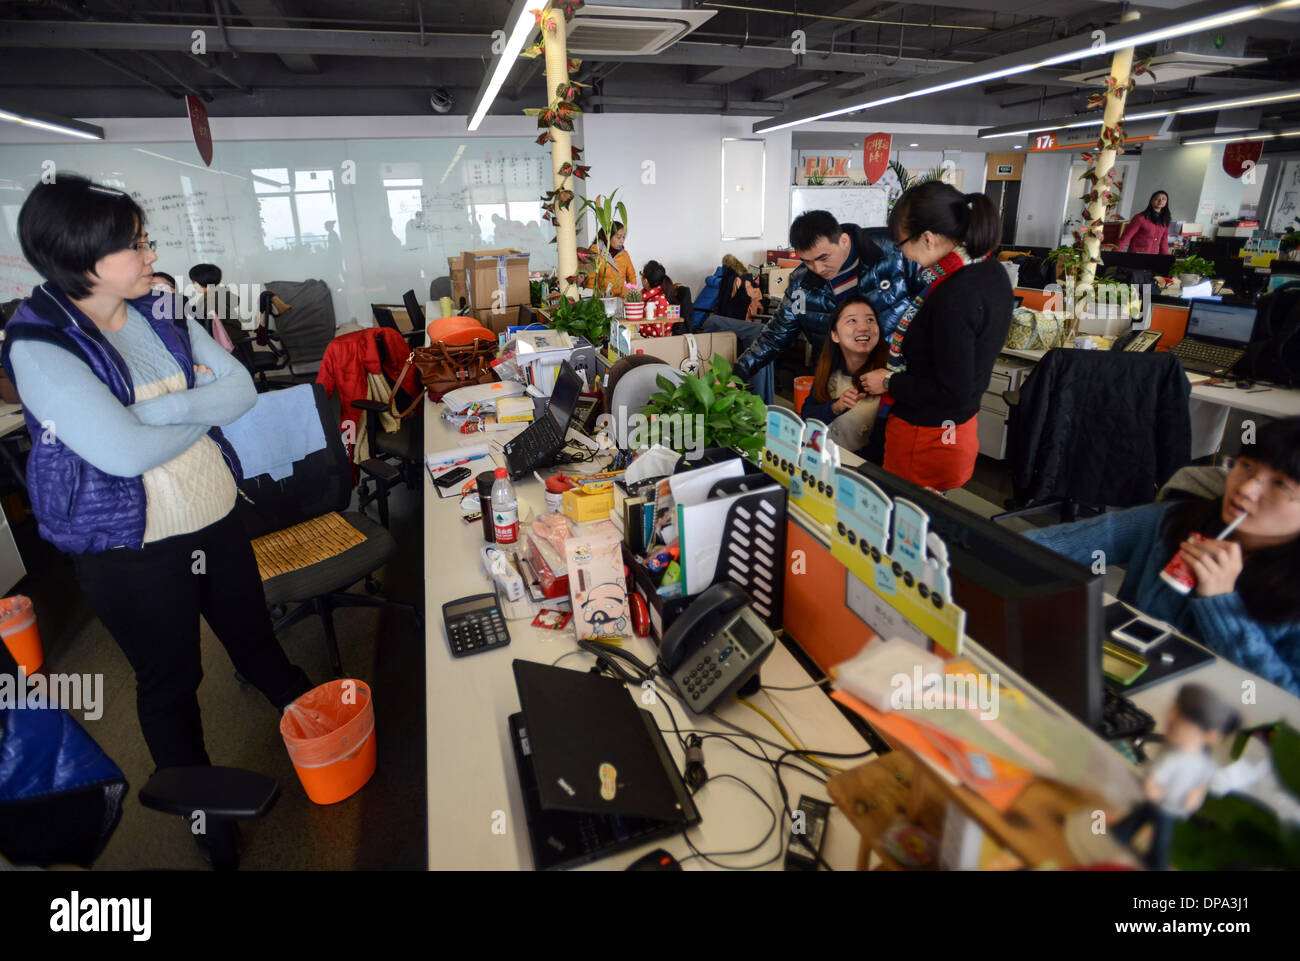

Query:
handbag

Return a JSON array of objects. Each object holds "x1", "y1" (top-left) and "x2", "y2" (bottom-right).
[
  {"x1": 389, "y1": 338, "x2": 498, "y2": 418},
  {"x1": 1004, "y1": 307, "x2": 1064, "y2": 351}
]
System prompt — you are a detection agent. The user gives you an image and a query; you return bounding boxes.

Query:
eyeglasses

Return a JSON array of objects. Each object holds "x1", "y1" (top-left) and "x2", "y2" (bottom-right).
[
  {"x1": 126, "y1": 239, "x2": 157, "y2": 253},
  {"x1": 1224, "y1": 457, "x2": 1300, "y2": 504}
]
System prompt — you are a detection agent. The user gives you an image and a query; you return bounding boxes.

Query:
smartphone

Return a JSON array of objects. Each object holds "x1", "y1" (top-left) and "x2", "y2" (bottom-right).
[
  {"x1": 1112, "y1": 616, "x2": 1170, "y2": 653},
  {"x1": 434, "y1": 466, "x2": 472, "y2": 489}
]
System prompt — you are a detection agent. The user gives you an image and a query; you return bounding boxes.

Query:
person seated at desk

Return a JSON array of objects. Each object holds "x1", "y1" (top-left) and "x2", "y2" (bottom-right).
[
  {"x1": 799, "y1": 296, "x2": 888, "y2": 463},
  {"x1": 1021, "y1": 417, "x2": 1300, "y2": 695}
]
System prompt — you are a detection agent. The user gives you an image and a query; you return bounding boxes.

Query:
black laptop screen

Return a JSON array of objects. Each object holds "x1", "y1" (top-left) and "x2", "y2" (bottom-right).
[
  {"x1": 547, "y1": 362, "x2": 583, "y2": 430},
  {"x1": 1186, "y1": 300, "x2": 1256, "y2": 346}
]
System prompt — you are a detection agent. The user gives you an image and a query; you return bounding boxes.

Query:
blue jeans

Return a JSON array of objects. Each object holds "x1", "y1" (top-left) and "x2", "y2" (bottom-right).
[
  {"x1": 696, "y1": 313, "x2": 774, "y2": 404},
  {"x1": 1112, "y1": 801, "x2": 1177, "y2": 871}
]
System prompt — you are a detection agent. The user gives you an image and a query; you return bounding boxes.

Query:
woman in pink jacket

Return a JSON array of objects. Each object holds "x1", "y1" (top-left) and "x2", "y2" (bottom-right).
[{"x1": 1117, "y1": 190, "x2": 1172, "y2": 255}]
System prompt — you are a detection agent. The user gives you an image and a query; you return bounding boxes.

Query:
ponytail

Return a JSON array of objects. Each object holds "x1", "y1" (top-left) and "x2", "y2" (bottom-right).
[
  {"x1": 962, "y1": 192, "x2": 1001, "y2": 259},
  {"x1": 889, "y1": 181, "x2": 1002, "y2": 260}
]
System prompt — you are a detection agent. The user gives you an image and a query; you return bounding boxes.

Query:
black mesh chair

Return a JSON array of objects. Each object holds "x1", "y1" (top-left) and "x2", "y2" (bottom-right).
[{"x1": 236, "y1": 383, "x2": 421, "y2": 677}]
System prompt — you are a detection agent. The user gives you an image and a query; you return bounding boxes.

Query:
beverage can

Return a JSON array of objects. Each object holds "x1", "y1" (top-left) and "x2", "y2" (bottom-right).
[{"x1": 1160, "y1": 531, "x2": 1205, "y2": 594}]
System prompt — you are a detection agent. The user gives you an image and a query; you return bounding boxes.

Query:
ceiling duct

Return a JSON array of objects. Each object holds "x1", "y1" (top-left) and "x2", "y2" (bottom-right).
[
  {"x1": 1059, "y1": 50, "x2": 1263, "y2": 87},
  {"x1": 565, "y1": 1, "x2": 715, "y2": 57}
]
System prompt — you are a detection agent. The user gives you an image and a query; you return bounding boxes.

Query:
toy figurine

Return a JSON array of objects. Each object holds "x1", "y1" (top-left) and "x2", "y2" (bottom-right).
[{"x1": 1112, "y1": 683, "x2": 1239, "y2": 870}]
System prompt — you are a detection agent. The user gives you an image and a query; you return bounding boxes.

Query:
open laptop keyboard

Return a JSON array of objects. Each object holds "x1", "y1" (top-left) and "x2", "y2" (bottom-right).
[
  {"x1": 1171, "y1": 339, "x2": 1245, "y2": 374},
  {"x1": 507, "y1": 415, "x2": 563, "y2": 474}
]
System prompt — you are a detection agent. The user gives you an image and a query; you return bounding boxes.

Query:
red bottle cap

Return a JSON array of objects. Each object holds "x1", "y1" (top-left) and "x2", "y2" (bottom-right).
[{"x1": 494, "y1": 467, "x2": 507, "y2": 479}]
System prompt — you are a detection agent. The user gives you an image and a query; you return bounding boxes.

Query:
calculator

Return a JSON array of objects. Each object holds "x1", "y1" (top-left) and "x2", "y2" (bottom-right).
[{"x1": 443, "y1": 592, "x2": 511, "y2": 658}]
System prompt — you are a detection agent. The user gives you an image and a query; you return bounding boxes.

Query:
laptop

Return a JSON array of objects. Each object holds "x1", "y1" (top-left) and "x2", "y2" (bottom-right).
[
  {"x1": 1170, "y1": 299, "x2": 1257, "y2": 375},
  {"x1": 509, "y1": 660, "x2": 700, "y2": 871},
  {"x1": 503, "y1": 359, "x2": 583, "y2": 479}
]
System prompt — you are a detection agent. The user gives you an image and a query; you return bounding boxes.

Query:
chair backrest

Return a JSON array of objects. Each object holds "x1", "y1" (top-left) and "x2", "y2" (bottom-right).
[
  {"x1": 607, "y1": 360, "x2": 684, "y2": 448},
  {"x1": 674, "y1": 284, "x2": 694, "y2": 333},
  {"x1": 234, "y1": 383, "x2": 352, "y2": 538},
  {"x1": 264, "y1": 279, "x2": 336, "y2": 377},
  {"x1": 402, "y1": 290, "x2": 426, "y2": 327},
  {"x1": 371, "y1": 304, "x2": 400, "y2": 331}
]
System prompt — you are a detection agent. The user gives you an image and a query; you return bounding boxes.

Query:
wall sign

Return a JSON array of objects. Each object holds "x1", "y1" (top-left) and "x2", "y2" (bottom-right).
[
  {"x1": 862, "y1": 132, "x2": 891, "y2": 184},
  {"x1": 997, "y1": 164, "x2": 1014, "y2": 175},
  {"x1": 1223, "y1": 140, "x2": 1263, "y2": 180}
]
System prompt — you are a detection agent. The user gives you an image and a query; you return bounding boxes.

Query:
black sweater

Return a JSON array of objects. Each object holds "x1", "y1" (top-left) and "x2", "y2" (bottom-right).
[{"x1": 888, "y1": 258, "x2": 1013, "y2": 427}]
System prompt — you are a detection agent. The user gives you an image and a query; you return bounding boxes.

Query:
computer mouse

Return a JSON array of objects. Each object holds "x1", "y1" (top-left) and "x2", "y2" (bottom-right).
[{"x1": 627, "y1": 848, "x2": 681, "y2": 871}]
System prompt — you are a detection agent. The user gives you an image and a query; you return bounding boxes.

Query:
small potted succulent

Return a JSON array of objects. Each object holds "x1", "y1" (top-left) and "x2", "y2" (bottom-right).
[
  {"x1": 1171, "y1": 254, "x2": 1215, "y2": 287},
  {"x1": 623, "y1": 286, "x2": 644, "y2": 322}
]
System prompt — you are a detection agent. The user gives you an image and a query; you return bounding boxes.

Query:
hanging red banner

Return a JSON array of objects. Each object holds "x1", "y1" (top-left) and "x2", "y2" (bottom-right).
[
  {"x1": 1222, "y1": 140, "x2": 1263, "y2": 179},
  {"x1": 186, "y1": 95, "x2": 213, "y2": 167},
  {"x1": 862, "y1": 133, "x2": 891, "y2": 184}
]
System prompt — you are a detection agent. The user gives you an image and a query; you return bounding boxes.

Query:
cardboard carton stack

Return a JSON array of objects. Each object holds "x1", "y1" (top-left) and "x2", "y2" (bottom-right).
[{"x1": 446, "y1": 248, "x2": 531, "y2": 336}]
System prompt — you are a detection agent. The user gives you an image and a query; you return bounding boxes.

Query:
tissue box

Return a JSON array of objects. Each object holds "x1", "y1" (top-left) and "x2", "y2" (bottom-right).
[{"x1": 563, "y1": 486, "x2": 615, "y2": 524}]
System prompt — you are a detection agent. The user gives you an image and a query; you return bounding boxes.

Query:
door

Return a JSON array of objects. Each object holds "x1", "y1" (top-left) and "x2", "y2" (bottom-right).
[{"x1": 986, "y1": 180, "x2": 1022, "y2": 247}]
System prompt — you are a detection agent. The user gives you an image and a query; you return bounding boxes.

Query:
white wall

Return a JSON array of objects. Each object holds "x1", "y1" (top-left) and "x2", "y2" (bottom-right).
[
  {"x1": 1015, "y1": 151, "x2": 1073, "y2": 248},
  {"x1": 1130, "y1": 144, "x2": 1209, "y2": 228},
  {"x1": 1196, "y1": 144, "x2": 1248, "y2": 237},
  {"x1": 582, "y1": 114, "x2": 791, "y2": 299}
]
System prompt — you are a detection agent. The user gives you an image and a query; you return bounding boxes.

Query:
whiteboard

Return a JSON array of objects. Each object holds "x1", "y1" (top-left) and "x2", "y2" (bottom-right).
[
  {"x1": 790, "y1": 186, "x2": 888, "y2": 229},
  {"x1": 0, "y1": 136, "x2": 557, "y2": 325},
  {"x1": 721, "y1": 138, "x2": 765, "y2": 240}
]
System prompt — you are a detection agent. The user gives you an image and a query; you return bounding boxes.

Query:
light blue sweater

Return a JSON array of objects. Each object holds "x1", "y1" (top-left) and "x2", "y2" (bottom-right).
[
  {"x1": 1022, "y1": 501, "x2": 1300, "y2": 696},
  {"x1": 8, "y1": 306, "x2": 255, "y2": 477}
]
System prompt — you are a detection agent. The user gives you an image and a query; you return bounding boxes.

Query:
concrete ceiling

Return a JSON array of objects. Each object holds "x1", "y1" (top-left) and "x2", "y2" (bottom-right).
[{"x1": 0, "y1": 1, "x2": 1296, "y2": 133}]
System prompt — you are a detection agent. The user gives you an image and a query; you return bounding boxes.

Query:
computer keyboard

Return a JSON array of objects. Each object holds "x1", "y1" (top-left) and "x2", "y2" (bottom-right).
[
  {"x1": 506, "y1": 415, "x2": 562, "y2": 475},
  {"x1": 1099, "y1": 687, "x2": 1156, "y2": 741},
  {"x1": 1171, "y1": 339, "x2": 1246, "y2": 374}
]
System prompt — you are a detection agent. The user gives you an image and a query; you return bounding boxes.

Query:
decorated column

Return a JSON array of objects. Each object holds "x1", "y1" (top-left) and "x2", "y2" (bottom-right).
[
  {"x1": 542, "y1": 8, "x2": 578, "y2": 299},
  {"x1": 1079, "y1": 11, "x2": 1140, "y2": 289}
]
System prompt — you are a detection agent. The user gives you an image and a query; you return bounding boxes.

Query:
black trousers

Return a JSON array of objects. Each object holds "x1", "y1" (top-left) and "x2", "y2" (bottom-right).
[{"x1": 74, "y1": 509, "x2": 314, "y2": 770}]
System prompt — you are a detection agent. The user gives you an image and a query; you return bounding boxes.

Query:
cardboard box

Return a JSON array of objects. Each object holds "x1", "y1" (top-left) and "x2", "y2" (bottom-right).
[
  {"x1": 621, "y1": 330, "x2": 738, "y2": 367},
  {"x1": 447, "y1": 256, "x2": 469, "y2": 309},
  {"x1": 763, "y1": 266, "x2": 794, "y2": 299},
  {"x1": 463, "y1": 248, "x2": 530, "y2": 310},
  {"x1": 473, "y1": 304, "x2": 524, "y2": 335},
  {"x1": 563, "y1": 486, "x2": 615, "y2": 524}
]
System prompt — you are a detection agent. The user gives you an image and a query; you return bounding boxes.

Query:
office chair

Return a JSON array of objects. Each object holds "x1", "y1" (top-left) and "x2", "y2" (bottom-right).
[
  {"x1": 0, "y1": 644, "x2": 276, "y2": 871},
  {"x1": 605, "y1": 357, "x2": 685, "y2": 448},
  {"x1": 231, "y1": 290, "x2": 292, "y2": 391},
  {"x1": 235, "y1": 383, "x2": 421, "y2": 677},
  {"x1": 429, "y1": 275, "x2": 453, "y2": 302},
  {"x1": 371, "y1": 302, "x2": 425, "y2": 348},
  {"x1": 992, "y1": 349, "x2": 1192, "y2": 524},
  {"x1": 264, "y1": 279, "x2": 337, "y2": 381}
]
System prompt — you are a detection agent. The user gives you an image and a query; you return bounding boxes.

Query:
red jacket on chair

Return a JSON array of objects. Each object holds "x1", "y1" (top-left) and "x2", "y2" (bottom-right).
[{"x1": 316, "y1": 327, "x2": 419, "y2": 474}]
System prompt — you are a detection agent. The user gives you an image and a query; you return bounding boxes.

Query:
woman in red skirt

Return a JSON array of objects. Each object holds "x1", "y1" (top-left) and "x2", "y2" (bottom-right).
[{"x1": 860, "y1": 181, "x2": 1013, "y2": 491}]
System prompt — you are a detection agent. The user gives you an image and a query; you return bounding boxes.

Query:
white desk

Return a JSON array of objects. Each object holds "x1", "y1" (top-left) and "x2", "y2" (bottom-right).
[{"x1": 422, "y1": 404, "x2": 873, "y2": 870}]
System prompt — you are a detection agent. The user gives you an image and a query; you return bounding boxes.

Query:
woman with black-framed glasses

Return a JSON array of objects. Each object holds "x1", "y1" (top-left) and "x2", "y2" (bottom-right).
[
  {"x1": 1022, "y1": 417, "x2": 1300, "y2": 695},
  {"x1": 0, "y1": 174, "x2": 313, "y2": 864}
]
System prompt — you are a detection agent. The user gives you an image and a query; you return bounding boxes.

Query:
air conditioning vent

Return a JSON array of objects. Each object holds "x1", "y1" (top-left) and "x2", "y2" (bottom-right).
[
  {"x1": 566, "y1": 2, "x2": 715, "y2": 56},
  {"x1": 1061, "y1": 52, "x2": 1263, "y2": 87}
]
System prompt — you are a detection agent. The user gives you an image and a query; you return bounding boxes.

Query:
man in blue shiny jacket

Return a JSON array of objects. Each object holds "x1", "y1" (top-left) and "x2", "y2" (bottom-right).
[{"x1": 732, "y1": 210, "x2": 921, "y2": 383}]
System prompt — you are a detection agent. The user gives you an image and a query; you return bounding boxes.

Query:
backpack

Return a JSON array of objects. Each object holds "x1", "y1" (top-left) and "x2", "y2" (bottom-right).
[{"x1": 1240, "y1": 287, "x2": 1300, "y2": 386}]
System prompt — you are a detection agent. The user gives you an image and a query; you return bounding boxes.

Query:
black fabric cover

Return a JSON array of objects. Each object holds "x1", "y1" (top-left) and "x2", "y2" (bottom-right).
[
  {"x1": 264, "y1": 279, "x2": 336, "y2": 377},
  {"x1": 1007, "y1": 348, "x2": 1192, "y2": 509}
]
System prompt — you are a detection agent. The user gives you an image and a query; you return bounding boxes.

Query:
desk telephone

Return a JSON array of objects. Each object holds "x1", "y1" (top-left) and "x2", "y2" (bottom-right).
[
  {"x1": 659, "y1": 583, "x2": 776, "y2": 713},
  {"x1": 1111, "y1": 329, "x2": 1162, "y2": 352}
]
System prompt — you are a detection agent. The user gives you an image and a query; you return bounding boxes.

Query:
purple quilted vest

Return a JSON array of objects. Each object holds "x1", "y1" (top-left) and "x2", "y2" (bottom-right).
[{"x1": 0, "y1": 284, "x2": 243, "y2": 554}]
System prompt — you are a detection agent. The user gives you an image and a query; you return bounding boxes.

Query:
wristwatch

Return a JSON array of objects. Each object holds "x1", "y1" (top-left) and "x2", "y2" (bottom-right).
[{"x1": 882, "y1": 371, "x2": 894, "y2": 392}]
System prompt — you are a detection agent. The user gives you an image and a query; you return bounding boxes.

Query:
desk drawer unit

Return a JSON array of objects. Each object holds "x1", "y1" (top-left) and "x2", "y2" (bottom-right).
[{"x1": 977, "y1": 358, "x2": 1035, "y2": 461}]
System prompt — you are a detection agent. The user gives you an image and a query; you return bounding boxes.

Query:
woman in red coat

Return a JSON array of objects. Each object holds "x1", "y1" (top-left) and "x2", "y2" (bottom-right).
[{"x1": 1116, "y1": 190, "x2": 1172, "y2": 255}]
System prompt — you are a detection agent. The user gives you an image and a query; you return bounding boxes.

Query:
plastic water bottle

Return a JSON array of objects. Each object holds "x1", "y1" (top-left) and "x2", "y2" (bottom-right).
[{"x1": 491, "y1": 467, "x2": 519, "y2": 545}]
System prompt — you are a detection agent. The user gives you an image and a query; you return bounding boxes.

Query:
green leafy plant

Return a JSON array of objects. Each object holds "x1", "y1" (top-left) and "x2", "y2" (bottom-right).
[
  {"x1": 806, "y1": 168, "x2": 826, "y2": 186},
  {"x1": 1172, "y1": 254, "x2": 1215, "y2": 279},
  {"x1": 1280, "y1": 231, "x2": 1300, "y2": 253},
  {"x1": 575, "y1": 189, "x2": 629, "y2": 295},
  {"x1": 642, "y1": 354, "x2": 767, "y2": 457},
  {"x1": 1046, "y1": 244, "x2": 1088, "y2": 281},
  {"x1": 1171, "y1": 722, "x2": 1300, "y2": 870},
  {"x1": 538, "y1": 294, "x2": 608, "y2": 346}
]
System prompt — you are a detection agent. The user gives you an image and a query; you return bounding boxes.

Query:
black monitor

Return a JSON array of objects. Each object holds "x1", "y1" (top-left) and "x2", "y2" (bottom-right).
[
  {"x1": 1185, "y1": 298, "x2": 1257, "y2": 346},
  {"x1": 854, "y1": 462, "x2": 1105, "y2": 729},
  {"x1": 1101, "y1": 250, "x2": 1174, "y2": 277}
]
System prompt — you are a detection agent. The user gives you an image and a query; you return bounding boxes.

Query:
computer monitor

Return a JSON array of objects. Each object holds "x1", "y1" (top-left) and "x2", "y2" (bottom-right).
[
  {"x1": 854, "y1": 462, "x2": 1106, "y2": 729},
  {"x1": 1185, "y1": 299, "x2": 1257, "y2": 346}
]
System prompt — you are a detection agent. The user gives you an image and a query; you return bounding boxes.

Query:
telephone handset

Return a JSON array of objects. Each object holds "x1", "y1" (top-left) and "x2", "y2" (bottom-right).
[
  {"x1": 1112, "y1": 329, "x2": 1162, "y2": 352},
  {"x1": 658, "y1": 582, "x2": 776, "y2": 714}
]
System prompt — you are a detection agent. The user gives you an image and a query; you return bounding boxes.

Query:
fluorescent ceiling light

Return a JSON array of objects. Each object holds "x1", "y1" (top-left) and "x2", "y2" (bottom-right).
[
  {"x1": 1181, "y1": 127, "x2": 1300, "y2": 145},
  {"x1": 979, "y1": 88, "x2": 1300, "y2": 139},
  {"x1": 754, "y1": 0, "x2": 1300, "y2": 135},
  {"x1": 909, "y1": 142, "x2": 919, "y2": 146},
  {"x1": 468, "y1": 0, "x2": 548, "y2": 132},
  {"x1": 0, "y1": 107, "x2": 103, "y2": 141}
]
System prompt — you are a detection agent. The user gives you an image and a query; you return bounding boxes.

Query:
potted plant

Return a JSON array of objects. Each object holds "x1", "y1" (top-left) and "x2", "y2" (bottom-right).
[
  {"x1": 539, "y1": 294, "x2": 608, "y2": 348},
  {"x1": 575, "y1": 190, "x2": 628, "y2": 300},
  {"x1": 1171, "y1": 254, "x2": 1215, "y2": 287},
  {"x1": 642, "y1": 355, "x2": 767, "y2": 459},
  {"x1": 1281, "y1": 230, "x2": 1300, "y2": 262},
  {"x1": 623, "y1": 286, "x2": 644, "y2": 323}
]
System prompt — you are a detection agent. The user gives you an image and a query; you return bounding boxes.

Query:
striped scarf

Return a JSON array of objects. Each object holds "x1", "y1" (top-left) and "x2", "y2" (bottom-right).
[{"x1": 886, "y1": 245, "x2": 982, "y2": 374}]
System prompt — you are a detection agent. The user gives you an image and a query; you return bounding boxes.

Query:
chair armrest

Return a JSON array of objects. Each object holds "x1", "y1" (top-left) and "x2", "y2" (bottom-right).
[
  {"x1": 1002, "y1": 389, "x2": 1020, "y2": 407},
  {"x1": 351, "y1": 398, "x2": 388, "y2": 413},
  {"x1": 139, "y1": 766, "x2": 280, "y2": 820},
  {"x1": 360, "y1": 458, "x2": 401, "y2": 483}
]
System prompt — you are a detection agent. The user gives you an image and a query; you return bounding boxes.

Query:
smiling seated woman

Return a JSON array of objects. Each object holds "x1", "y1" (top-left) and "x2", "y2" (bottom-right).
[
  {"x1": 799, "y1": 295, "x2": 890, "y2": 463},
  {"x1": 1021, "y1": 417, "x2": 1300, "y2": 696}
]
